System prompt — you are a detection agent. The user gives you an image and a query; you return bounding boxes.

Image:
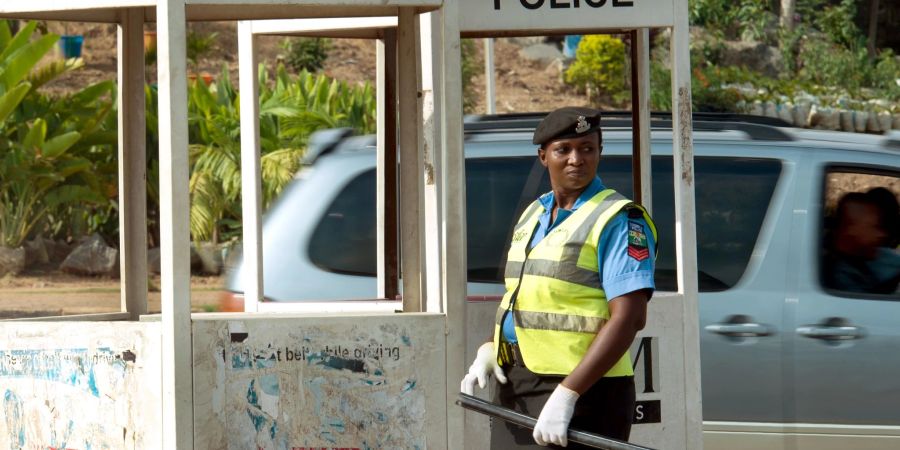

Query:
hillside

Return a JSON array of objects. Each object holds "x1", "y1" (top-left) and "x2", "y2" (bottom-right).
[{"x1": 40, "y1": 21, "x2": 588, "y2": 114}]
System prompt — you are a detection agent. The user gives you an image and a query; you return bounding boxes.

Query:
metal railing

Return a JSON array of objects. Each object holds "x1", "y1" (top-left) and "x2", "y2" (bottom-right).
[{"x1": 457, "y1": 393, "x2": 656, "y2": 450}]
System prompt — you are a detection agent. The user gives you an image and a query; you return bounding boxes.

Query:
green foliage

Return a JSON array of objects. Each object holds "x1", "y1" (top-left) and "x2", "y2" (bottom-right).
[
  {"x1": 731, "y1": 0, "x2": 772, "y2": 43},
  {"x1": 649, "y1": 64, "x2": 743, "y2": 112},
  {"x1": 689, "y1": 0, "x2": 774, "y2": 40},
  {"x1": 689, "y1": 0, "x2": 733, "y2": 31},
  {"x1": 182, "y1": 64, "x2": 375, "y2": 243},
  {"x1": 815, "y1": 0, "x2": 862, "y2": 49},
  {"x1": 0, "y1": 21, "x2": 116, "y2": 248},
  {"x1": 460, "y1": 39, "x2": 480, "y2": 113},
  {"x1": 787, "y1": 29, "x2": 899, "y2": 99},
  {"x1": 187, "y1": 30, "x2": 218, "y2": 67},
  {"x1": 682, "y1": 0, "x2": 898, "y2": 111},
  {"x1": 565, "y1": 35, "x2": 627, "y2": 105},
  {"x1": 280, "y1": 37, "x2": 330, "y2": 73}
]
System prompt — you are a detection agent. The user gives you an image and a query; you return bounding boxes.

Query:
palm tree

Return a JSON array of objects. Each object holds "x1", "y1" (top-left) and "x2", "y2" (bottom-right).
[{"x1": 185, "y1": 65, "x2": 375, "y2": 245}]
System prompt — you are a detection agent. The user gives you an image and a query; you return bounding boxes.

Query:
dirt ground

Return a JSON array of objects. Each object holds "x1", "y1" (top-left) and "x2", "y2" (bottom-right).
[{"x1": 0, "y1": 273, "x2": 226, "y2": 318}]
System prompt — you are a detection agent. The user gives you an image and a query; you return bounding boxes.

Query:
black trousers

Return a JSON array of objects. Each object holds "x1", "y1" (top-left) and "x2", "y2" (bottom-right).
[{"x1": 490, "y1": 365, "x2": 635, "y2": 449}]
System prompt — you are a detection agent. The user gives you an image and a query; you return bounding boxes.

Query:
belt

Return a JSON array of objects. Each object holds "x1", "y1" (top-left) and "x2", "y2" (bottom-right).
[{"x1": 499, "y1": 341, "x2": 527, "y2": 368}]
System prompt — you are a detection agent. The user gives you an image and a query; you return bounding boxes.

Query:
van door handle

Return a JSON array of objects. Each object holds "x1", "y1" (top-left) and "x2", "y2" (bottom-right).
[
  {"x1": 705, "y1": 316, "x2": 773, "y2": 338},
  {"x1": 797, "y1": 317, "x2": 864, "y2": 342},
  {"x1": 797, "y1": 326, "x2": 863, "y2": 341}
]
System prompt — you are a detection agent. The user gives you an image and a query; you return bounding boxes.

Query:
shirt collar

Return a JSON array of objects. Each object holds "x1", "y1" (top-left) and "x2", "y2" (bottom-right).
[{"x1": 538, "y1": 176, "x2": 605, "y2": 212}]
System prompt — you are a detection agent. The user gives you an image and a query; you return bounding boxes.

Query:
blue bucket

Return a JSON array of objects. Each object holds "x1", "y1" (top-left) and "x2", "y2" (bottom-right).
[
  {"x1": 563, "y1": 35, "x2": 582, "y2": 59},
  {"x1": 59, "y1": 35, "x2": 84, "y2": 59}
]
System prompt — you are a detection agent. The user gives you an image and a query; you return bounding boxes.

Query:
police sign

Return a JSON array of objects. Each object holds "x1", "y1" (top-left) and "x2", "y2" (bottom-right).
[
  {"x1": 460, "y1": 0, "x2": 674, "y2": 35},
  {"x1": 492, "y1": 0, "x2": 635, "y2": 10}
]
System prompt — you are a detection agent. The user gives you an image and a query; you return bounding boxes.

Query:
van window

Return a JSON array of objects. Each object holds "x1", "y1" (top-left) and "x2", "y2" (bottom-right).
[
  {"x1": 820, "y1": 168, "x2": 900, "y2": 297},
  {"x1": 309, "y1": 156, "x2": 781, "y2": 292},
  {"x1": 308, "y1": 169, "x2": 377, "y2": 276},
  {"x1": 538, "y1": 156, "x2": 781, "y2": 292},
  {"x1": 467, "y1": 157, "x2": 547, "y2": 282},
  {"x1": 308, "y1": 157, "x2": 544, "y2": 280}
]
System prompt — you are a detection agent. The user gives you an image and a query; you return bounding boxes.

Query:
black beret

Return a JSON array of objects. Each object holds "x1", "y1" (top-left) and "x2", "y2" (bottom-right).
[{"x1": 533, "y1": 107, "x2": 602, "y2": 146}]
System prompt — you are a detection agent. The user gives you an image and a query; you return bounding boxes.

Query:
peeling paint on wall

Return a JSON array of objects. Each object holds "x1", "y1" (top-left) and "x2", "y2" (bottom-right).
[
  {"x1": 193, "y1": 314, "x2": 446, "y2": 450},
  {"x1": 0, "y1": 323, "x2": 162, "y2": 450}
]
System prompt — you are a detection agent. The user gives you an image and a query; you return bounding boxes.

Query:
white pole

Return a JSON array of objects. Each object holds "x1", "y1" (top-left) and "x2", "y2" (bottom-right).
[
  {"x1": 484, "y1": 38, "x2": 495, "y2": 114},
  {"x1": 376, "y1": 29, "x2": 400, "y2": 300},
  {"x1": 157, "y1": 0, "x2": 193, "y2": 446},
  {"x1": 238, "y1": 21, "x2": 263, "y2": 312},
  {"x1": 117, "y1": 8, "x2": 147, "y2": 319},
  {"x1": 398, "y1": 8, "x2": 425, "y2": 312},
  {"x1": 440, "y1": 0, "x2": 467, "y2": 446},
  {"x1": 421, "y1": 12, "x2": 444, "y2": 314},
  {"x1": 636, "y1": 28, "x2": 653, "y2": 214},
  {"x1": 671, "y1": 0, "x2": 703, "y2": 447}
]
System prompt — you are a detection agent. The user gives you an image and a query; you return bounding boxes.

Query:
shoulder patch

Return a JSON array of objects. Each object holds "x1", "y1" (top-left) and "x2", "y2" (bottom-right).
[{"x1": 627, "y1": 220, "x2": 649, "y2": 261}]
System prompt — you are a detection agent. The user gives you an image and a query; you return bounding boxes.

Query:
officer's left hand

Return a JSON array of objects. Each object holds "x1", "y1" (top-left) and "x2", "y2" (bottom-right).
[{"x1": 533, "y1": 384, "x2": 579, "y2": 447}]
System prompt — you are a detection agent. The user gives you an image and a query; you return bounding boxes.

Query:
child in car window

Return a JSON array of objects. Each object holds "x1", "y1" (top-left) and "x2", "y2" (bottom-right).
[{"x1": 825, "y1": 191, "x2": 900, "y2": 294}]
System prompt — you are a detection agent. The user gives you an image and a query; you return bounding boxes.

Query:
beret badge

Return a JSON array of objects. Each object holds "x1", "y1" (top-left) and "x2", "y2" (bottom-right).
[{"x1": 575, "y1": 115, "x2": 590, "y2": 133}]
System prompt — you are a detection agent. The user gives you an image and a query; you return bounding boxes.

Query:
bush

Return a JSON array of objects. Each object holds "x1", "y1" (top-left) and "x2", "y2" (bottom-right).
[
  {"x1": 281, "y1": 37, "x2": 330, "y2": 73},
  {"x1": 564, "y1": 35, "x2": 627, "y2": 105}
]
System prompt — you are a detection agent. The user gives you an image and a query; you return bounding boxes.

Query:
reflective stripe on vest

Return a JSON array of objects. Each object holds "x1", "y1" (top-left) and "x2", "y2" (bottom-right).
[{"x1": 493, "y1": 188, "x2": 656, "y2": 377}]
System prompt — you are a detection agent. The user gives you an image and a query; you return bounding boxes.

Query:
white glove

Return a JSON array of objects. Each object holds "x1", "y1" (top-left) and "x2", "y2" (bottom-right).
[
  {"x1": 460, "y1": 342, "x2": 507, "y2": 395},
  {"x1": 533, "y1": 384, "x2": 579, "y2": 447}
]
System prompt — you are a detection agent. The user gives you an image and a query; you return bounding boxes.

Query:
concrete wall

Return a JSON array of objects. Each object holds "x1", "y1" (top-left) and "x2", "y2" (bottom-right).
[
  {"x1": 0, "y1": 322, "x2": 162, "y2": 449},
  {"x1": 192, "y1": 312, "x2": 447, "y2": 449}
]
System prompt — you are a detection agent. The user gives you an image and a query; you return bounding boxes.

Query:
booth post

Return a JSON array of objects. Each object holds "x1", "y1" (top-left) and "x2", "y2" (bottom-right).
[
  {"x1": 117, "y1": 7, "x2": 148, "y2": 319},
  {"x1": 634, "y1": 28, "x2": 653, "y2": 212},
  {"x1": 433, "y1": 0, "x2": 469, "y2": 446},
  {"x1": 156, "y1": 0, "x2": 194, "y2": 446},
  {"x1": 398, "y1": 7, "x2": 426, "y2": 313},
  {"x1": 238, "y1": 20, "x2": 264, "y2": 313},
  {"x1": 377, "y1": 28, "x2": 400, "y2": 300},
  {"x1": 670, "y1": 0, "x2": 703, "y2": 447}
]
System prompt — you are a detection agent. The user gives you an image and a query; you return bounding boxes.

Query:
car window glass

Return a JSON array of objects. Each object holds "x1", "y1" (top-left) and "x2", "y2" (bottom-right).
[
  {"x1": 820, "y1": 168, "x2": 900, "y2": 297},
  {"x1": 467, "y1": 157, "x2": 547, "y2": 282},
  {"x1": 585, "y1": 156, "x2": 781, "y2": 292},
  {"x1": 308, "y1": 157, "x2": 545, "y2": 281},
  {"x1": 308, "y1": 155, "x2": 781, "y2": 292},
  {"x1": 308, "y1": 169, "x2": 377, "y2": 276}
]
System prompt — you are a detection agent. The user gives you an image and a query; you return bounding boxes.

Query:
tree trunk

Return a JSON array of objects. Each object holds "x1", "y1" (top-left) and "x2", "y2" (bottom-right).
[
  {"x1": 780, "y1": 0, "x2": 796, "y2": 31},
  {"x1": 868, "y1": 0, "x2": 880, "y2": 61}
]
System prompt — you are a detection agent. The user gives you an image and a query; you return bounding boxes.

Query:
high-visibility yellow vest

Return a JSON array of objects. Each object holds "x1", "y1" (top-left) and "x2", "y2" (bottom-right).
[{"x1": 493, "y1": 188, "x2": 656, "y2": 376}]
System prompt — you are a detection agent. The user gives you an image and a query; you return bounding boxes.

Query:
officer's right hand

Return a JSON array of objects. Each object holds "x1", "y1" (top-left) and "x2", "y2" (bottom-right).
[{"x1": 460, "y1": 342, "x2": 508, "y2": 395}]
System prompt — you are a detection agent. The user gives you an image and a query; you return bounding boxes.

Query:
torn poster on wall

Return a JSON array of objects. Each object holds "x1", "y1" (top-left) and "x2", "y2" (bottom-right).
[
  {"x1": 0, "y1": 322, "x2": 162, "y2": 449},
  {"x1": 193, "y1": 314, "x2": 446, "y2": 450}
]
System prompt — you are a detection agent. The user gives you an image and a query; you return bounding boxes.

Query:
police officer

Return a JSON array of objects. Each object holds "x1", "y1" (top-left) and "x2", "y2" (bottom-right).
[{"x1": 461, "y1": 107, "x2": 657, "y2": 448}]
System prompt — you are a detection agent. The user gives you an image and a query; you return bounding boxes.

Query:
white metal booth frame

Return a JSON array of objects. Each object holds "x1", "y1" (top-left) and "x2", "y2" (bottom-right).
[{"x1": 0, "y1": 1, "x2": 699, "y2": 449}]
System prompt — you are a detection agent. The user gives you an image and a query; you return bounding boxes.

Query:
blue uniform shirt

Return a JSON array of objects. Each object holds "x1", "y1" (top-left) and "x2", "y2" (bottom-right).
[{"x1": 502, "y1": 177, "x2": 656, "y2": 343}]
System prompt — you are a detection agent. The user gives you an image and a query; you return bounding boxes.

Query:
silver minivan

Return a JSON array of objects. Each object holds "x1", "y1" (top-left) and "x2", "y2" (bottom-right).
[{"x1": 224, "y1": 114, "x2": 900, "y2": 449}]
